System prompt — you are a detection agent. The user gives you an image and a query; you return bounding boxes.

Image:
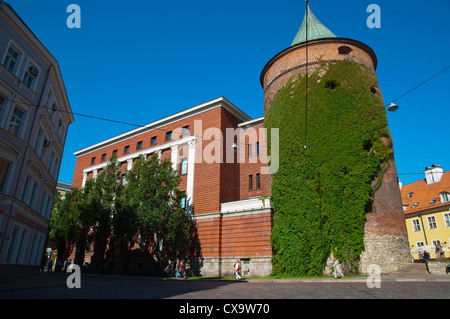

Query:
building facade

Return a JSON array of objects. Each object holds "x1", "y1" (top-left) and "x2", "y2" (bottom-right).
[
  {"x1": 0, "y1": 1, "x2": 74, "y2": 277},
  {"x1": 72, "y1": 4, "x2": 411, "y2": 276},
  {"x1": 72, "y1": 97, "x2": 273, "y2": 276},
  {"x1": 260, "y1": 3, "x2": 410, "y2": 274},
  {"x1": 401, "y1": 165, "x2": 450, "y2": 260}
]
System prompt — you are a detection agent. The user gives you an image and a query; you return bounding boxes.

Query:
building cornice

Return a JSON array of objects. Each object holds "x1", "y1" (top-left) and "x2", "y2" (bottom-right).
[
  {"x1": 74, "y1": 97, "x2": 251, "y2": 157},
  {"x1": 404, "y1": 204, "x2": 450, "y2": 218}
]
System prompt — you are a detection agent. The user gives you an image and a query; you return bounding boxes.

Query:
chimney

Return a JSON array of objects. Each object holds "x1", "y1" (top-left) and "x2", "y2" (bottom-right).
[{"x1": 424, "y1": 164, "x2": 443, "y2": 185}]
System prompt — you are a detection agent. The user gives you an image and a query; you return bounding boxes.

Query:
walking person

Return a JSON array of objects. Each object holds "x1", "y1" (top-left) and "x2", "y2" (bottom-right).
[
  {"x1": 179, "y1": 260, "x2": 186, "y2": 279},
  {"x1": 176, "y1": 259, "x2": 181, "y2": 279},
  {"x1": 233, "y1": 259, "x2": 241, "y2": 280},
  {"x1": 418, "y1": 251, "x2": 424, "y2": 263},
  {"x1": 333, "y1": 257, "x2": 344, "y2": 279},
  {"x1": 164, "y1": 261, "x2": 174, "y2": 279}
]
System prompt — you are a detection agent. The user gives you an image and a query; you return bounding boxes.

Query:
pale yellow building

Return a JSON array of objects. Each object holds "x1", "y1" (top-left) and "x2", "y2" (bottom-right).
[{"x1": 401, "y1": 165, "x2": 450, "y2": 260}]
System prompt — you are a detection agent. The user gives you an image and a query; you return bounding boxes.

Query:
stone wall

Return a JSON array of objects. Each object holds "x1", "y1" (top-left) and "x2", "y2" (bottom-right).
[
  {"x1": 359, "y1": 232, "x2": 411, "y2": 274},
  {"x1": 427, "y1": 261, "x2": 449, "y2": 275}
]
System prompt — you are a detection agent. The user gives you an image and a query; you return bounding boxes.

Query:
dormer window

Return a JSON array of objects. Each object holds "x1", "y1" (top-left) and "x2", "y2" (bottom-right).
[
  {"x1": 430, "y1": 198, "x2": 438, "y2": 204},
  {"x1": 407, "y1": 192, "x2": 413, "y2": 198},
  {"x1": 439, "y1": 192, "x2": 450, "y2": 203},
  {"x1": 411, "y1": 202, "x2": 419, "y2": 209}
]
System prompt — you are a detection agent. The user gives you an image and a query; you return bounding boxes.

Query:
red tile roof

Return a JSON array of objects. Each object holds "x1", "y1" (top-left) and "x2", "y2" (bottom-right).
[{"x1": 401, "y1": 170, "x2": 450, "y2": 215}]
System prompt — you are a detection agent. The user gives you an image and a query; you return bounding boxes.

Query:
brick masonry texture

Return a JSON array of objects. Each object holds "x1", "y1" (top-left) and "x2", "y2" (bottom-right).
[{"x1": 260, "y1": 37, "x2": 410, "y2": 274}]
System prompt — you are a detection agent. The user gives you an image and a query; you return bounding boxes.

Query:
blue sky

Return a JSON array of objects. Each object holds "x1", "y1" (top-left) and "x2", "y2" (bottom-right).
[{"x1": 6, "y1": 0, "x2": 450, "y2": 186}]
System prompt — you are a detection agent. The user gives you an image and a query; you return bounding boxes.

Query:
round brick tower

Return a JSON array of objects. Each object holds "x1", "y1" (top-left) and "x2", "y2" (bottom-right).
[{"x1": 261, "y1": 3, "x2": 411, "y2": 274}]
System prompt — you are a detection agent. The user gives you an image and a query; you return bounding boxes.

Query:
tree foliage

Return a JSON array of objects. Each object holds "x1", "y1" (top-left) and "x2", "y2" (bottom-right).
[
  {"x1": 264, "y1": 60, "x2": 393, "y2": 276},
  {"x1": 50, "y1": 154, "x2": 191, "y2": 269}
]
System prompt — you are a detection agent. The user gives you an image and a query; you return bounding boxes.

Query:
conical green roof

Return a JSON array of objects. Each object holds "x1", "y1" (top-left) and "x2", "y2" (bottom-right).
[{"x1": 291, "y1": 4, "x2": 336, "y2": 46}]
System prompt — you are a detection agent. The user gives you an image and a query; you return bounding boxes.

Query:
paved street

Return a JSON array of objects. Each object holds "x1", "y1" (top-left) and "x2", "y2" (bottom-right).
[{"x1": 0, "y1": 272, "x2": 449, "y2": 300}]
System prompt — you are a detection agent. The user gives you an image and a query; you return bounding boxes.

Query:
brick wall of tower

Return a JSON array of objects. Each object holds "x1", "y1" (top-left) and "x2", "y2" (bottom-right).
[
  {"x1": 261, "y1": 38, "x2": 378, "y2": 113},
  {"x1": 261, "y1": 37, "x2": 410, "y2": 274}
]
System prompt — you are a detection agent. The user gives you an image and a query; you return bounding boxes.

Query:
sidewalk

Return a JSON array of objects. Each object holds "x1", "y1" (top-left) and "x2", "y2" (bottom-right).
[{"x1": 0, "y1": 272, "x2": 449, "y2": 293}]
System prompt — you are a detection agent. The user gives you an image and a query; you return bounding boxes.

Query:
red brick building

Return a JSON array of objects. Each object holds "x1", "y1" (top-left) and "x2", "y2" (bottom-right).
[
  {"x1": 72, "y1": 97, "x2": 274, "y2": 276},
  {"x1": 72, "y1": 4, "x2": 411, "y2": 276}
]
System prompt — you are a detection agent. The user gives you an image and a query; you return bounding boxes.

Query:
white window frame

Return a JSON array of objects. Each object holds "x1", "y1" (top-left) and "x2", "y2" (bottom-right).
[
  {"x1": 427, "y1": 215, "x2": 438, "y2": 230},
  {"x1": 8, "y1": 105, "x2": 26, "y2": 138},
  {"x1": 412, "y1": 218, "x2": 421, "y2": 232},
  {"x1": 443, "y1": 212, "x2": 450, "y2": 228},
  {"x1": 180, "y1": 158, "x2": 188, "y2": 175},
  {"x1": 22, "y1": 59, "x2": 40, "y2": 91},
  {"x1": 2, "y1": 42, "x2": 22, "y2": 75},
  {"x1": 5, "y1": 225, "x2": 20, "y2": 263},
  {"x1": 439, "y1": 192, "x2": 450, "y2": 203}
]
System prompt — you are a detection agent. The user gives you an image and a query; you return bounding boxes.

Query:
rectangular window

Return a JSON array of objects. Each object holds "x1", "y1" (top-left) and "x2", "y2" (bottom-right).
[
  {"x1": 5, "y1": 226, "x2": 19, "y2": 263},
  {"x1": 440, "y1": 192, "x2": 450, "y2": 203},
  {"x1": 432, "y1": 240, "x2": 441, "y2": 248},
  {"x1": 8, "y1": 106, "x2": 25, "y2": 137},
  {"x1": 45, "y1": 90, "x2": 54, "y2": 108},
  {"x1": 45, "y1": 194, "x2": 53, "y2": 219},
  {"x1": 412, "y1": 219, "x2": 421, "y2": 232},
  {"x1": 249, "y1": 174, "x2": 253, "y2": 190},
  {"x1": 416, "y1": 241, "x2": 424, "y2": 248},
  {"x1": 21, "y1": 176, "x2": 31, "y2": 202},
  {"x1": 256, "y1": 173, "x2": 261, "y2": 189},
  {"x1": 0, "y1": 95, "x2": 5, "y2": 119},
  {"x1": 180, "y1": 158, "x2": 187, "y2": 175},
  {"x1": 182, "y1": 125, "x2": 189, "y2": 135},
  {"x1": 91, "y1": 157, "x2": 96, "y2": 165},
  {"x1": 3, "y1": 45, "x2": 20, "y2": 74},
  {"x1": 444, "y1": 213, "x2": 450, "y2": 228},
  {"x1": 28, "y1": 233, "x2": 38, "y2": 265},
  {"x1": 112, "y1": 149, "x2": 118, "y2": 158},
  {"x1": 165, "y1": 131, "x2": 172, "y2": 141},
  {"x1": 136, "y1": 141, "x2": 143, "y2": 150},
  {"x1": 151, "y1": 136, "x2": 157, "y2": 145},
  {"x1": 101, "y1": 153, "x2": 106, "y2": 162},
  {"x1": 180, "y1": 197, "x2": 186, "y2": 209},
  {"x1": 124, "y1": 145, "x2": 129, "y2": 154},
  {"x1": 29, "y1": 181, "x2": 38, "y2": 209},
  {"x1": 427, "y1": 216, "x2": 437, "y2": 230},
  {"x1": 0, "y1": 158, "x2": 11, "y2": 193},
  {"x1": 34, "y1": 236, "x2": 44, "y2": 265},
  {"x1": 40, "y1": 191, "x2": 48, "y2": 217},
  {"x1": 15, "y1": 228, "x2": 28, "y2": 264},
  {"x1": 256, "y1": 142, "x2": 260, "y2": 156},
  {"x1": 23, "y1": 64, "x2": 39, "y2": 90}
]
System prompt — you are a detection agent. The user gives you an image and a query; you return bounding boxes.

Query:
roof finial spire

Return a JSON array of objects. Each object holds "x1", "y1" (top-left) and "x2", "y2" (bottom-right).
[{"x1": 291, "y1": 2, "x2": 336, "y2": 46}]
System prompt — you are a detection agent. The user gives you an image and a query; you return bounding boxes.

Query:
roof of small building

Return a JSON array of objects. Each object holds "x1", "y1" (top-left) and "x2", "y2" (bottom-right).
[
  {"x1": 401, "y1": 170, "x2": 450, "y2": 216},
  {"x1": 291, "y1": 3, "x2": 337, "y2": 46}
]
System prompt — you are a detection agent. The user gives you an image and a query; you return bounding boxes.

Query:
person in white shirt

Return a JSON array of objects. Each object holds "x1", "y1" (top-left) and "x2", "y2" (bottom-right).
[{"x1": 233, "y1": 259, "x2": 242, "y2": 280}]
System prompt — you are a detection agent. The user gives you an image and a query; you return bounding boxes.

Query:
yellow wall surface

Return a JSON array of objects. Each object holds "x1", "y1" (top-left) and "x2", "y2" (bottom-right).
[{"x1": 405, "y1": 209, "x2": 450, "y2": 259}]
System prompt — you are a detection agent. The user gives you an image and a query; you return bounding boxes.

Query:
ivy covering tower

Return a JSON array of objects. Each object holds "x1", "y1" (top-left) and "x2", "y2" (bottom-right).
[{"x1": 261, "y1": 3, "x2": 411, "y2": 275}]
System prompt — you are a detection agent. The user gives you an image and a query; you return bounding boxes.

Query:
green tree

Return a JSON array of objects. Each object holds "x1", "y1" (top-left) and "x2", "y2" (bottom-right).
[
  {"x1": 50, "y1": 192, "x2": 74, "y2": 263},
  {"x1": 121, "y1": 154, "x2": 191, "y2": 268},
  {"x1": 91, "y1": 156, "x2": 121, "y2": 263}
]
